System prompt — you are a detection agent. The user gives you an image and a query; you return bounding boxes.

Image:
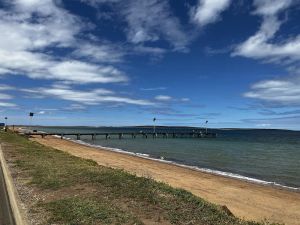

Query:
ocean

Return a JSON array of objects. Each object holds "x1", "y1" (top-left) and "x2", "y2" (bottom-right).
[{"x1": 30, "y1": 126, "x2": 300, "y2": 190}]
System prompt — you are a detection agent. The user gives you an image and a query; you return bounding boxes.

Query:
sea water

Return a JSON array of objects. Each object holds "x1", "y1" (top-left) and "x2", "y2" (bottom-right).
[{"x1": 31, "y1": 126, "x2": 300, "y2": 189}]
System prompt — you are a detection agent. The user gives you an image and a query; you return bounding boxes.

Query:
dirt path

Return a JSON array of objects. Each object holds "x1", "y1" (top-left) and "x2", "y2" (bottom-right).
[{"x1": 32, "y1": 136, "x2": 300, "y2": 225}]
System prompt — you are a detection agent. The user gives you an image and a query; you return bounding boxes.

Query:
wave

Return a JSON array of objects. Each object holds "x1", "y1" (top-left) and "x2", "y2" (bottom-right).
[{"x1": 50, "y1": 135, "x2": 300, "y2": 192}]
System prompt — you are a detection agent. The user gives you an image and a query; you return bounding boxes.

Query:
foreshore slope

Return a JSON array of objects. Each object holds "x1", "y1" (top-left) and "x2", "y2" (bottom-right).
[{"x1": 32, "y1": 136, "x2": 300, "y2": 225}]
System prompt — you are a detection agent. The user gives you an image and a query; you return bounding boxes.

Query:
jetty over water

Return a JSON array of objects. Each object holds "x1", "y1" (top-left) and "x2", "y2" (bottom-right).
[{"x1": 24, "y1": 131, "x2": 217, "y2": 140}]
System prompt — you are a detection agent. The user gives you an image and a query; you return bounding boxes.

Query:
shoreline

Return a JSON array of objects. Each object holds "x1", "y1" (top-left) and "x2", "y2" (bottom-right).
[
  {"x1": 69, "y1": 137, "x2": 299, "y2": 192},
  {"x1": 19, "y1": 127, "x2": 300, "y2": 191},
  {"x1": 29, "y1": 134, "x2": 300, "y2": 225},
  {"x1": 24, "y1": 126, "x2": 300, "y2": 191}
]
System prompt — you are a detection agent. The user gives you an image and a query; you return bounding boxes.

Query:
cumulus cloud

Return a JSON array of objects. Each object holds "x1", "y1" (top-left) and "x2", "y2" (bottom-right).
[
  {"x1": 233, "y1": 0, "x2": 300, "y2": 63},
  {"x1": 0, "y1": 0, "x2": 128, "y2": 84},
  {"x1": 253, "y1": 0, "x2": 293, "y2": 16},
  {"x1": 0, "y1": 1, "x2": 80, "y2": 51},
  {"x1": 191, "y1": 0, "x2": 231, "y2": 27},
  {"x1": 82, "y1": 0, "x2": 190, "y2": 51},
  {"x1": 233, "y1": 18, "x2": 300, "y2": 62},
  {"x1": 122, "y1": 0, "x2": 189, "y2": 51},
  {"x1": 48, "y1": 61, "x2": 127, "y2": 84},
  {"x1": 0, "y1": 50, "x2": 127, "y2": 84},
  {"x1": 233, "y1": 0, "x2": 300, "y2": 107},
  {"x1": 72, "y1": 42, "x2": 124, "y2": 63}
]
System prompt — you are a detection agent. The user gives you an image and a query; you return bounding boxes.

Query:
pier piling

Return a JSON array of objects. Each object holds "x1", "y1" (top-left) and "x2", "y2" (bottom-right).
[
  {"x1": 26, "y1": 131, "x2": 217, "y2": 140},
  {"x1": 119, "y1": 133, "x2": 123, "y2": 139}
]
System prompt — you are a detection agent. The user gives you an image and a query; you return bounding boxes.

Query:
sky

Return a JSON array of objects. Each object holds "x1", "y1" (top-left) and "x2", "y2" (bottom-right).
[{"x1": 0, "y1": 0, "x2": 300, "y2": 130}]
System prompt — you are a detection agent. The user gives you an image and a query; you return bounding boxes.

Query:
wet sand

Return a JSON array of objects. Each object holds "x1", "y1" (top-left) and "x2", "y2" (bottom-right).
[{"x1": 31, "y1": 136, "x2": 300, "y2": 225}]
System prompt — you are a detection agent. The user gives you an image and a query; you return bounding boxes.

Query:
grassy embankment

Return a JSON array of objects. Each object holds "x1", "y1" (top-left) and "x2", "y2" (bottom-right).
[{"x1": 0, "y1": 131, "x2": 280, "y2": 225}]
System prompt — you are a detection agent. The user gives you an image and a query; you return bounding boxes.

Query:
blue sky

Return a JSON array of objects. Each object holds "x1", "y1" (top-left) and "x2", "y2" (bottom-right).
[{"x1": 0, "y1": 0, "x2": 300, "y2": 130}]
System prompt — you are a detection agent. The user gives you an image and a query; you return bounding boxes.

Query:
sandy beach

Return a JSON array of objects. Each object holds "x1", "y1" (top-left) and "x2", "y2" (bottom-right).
[{"x1": 30, "y1": 135, "x2": 300, "y2": 225}]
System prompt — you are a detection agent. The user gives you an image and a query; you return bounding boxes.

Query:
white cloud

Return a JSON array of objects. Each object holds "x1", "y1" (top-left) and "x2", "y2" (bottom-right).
[
  {"x1": 242, "y1": 115, "x2": 300, "y2": 128},
  {"x1": 48, "y1": 61, "x2": 127, "y2": 84},
  {"x1": 82, "y1": 0, "x2": 190, "y2": 51},
  {"x1": 80, "y1": 0, "x2": 121, "y2": 6},
  {"x1": 155, "y1": 95, "x2": 172, "y2": 101},
  {"x1": 140, "y1": 87, "x2": 167, "y2": 91},
  {"x1": 253, "y1": 0, "x2": 293, "y2": 16},
  {"x1": 0, "y1": 0, "x2": 128, "y2": 84},
  {"x1": 233, "y1": 0, "x2": 300, "y2": 107},
  {"x1": 191, "y1": 0, "x2": 231, "y2": 27},
  {"x1": 0, "y1": 49, "x2": 127, "y2": 84},
  {"x1": 0, "y1": 93, "x2": 13, "y2": 100},
  {"x1": 120, "y1": 0, "x2": 190, "y2": 51},
  {"x1": 154, "y1": 95, "x2": 190, "y2": 103},
  {"x1": 0, "y1": 85, "x2": 15, "y2": 91},
  {"x1": 0, "y1": 84, "x2": 15, "y2": 107},
  {"x1": 0, "y1": 102, "x2": 17, "y2": 107},
  {"x1": 0, "y1": 1, "x2": 80, "y2": 51},
  {"x1": 91, "y1": 0, "x2": 191, "y2": 53},
  {"x1": 64, "y1": 104, "x2": 86, "y2": 111},
  {"x1": 133, "y1": 45, "x2": 167, "y2": 55},
  {"x1": 233, "y1": 18, "x2": 300, "y2": 62},
  {"x1": 72, "y1": 42, "x2": 124, "y2": 63},
  {"x1": 180, "y1": 98, "x2": 190, "y2": 102},
  {"x1": 244, "y1": 78, "x2": 300, "y2": 106},
  {"x1": 23, "y1": 85, "x2": 155, "y2": 106},
  {"x1": 256, "y1": 123, "x2": 271, "y2": 127},
  {"x1": 233, "y1": 0, "x2": 299, "y2": 62},
  {"x1": 0, "y1": 50, "x2": 52, "y2": 75}
]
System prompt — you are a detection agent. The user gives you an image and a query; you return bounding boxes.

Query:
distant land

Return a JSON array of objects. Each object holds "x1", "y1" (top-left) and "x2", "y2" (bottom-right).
[{"x1": 12, "y1": 125, "x2": 299, "y2": 132}]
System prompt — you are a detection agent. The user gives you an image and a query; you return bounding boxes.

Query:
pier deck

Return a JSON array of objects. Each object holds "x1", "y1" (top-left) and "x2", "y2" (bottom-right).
[{"x1": 24, "y1": 131, "x2": 217, "y2": 140}]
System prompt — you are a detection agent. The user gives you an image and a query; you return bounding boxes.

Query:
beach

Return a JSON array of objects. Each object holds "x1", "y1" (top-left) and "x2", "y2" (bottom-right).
[{"x1": 30, "y1": 135, "x2": 300, "y2": 225}]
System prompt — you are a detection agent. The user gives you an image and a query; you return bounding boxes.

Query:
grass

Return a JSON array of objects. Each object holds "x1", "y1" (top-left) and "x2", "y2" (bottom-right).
[
  {"x1": 0, "y1": 131, "x2": 280, "y2": 225},
  {"x1": 43, "y1": 197, "x2": 142, "y2": 225}
]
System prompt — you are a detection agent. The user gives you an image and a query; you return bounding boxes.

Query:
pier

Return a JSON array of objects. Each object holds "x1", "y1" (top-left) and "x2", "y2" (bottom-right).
[{"x1": 24, "y1": 131, "x2": 217, "y2": 140}]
